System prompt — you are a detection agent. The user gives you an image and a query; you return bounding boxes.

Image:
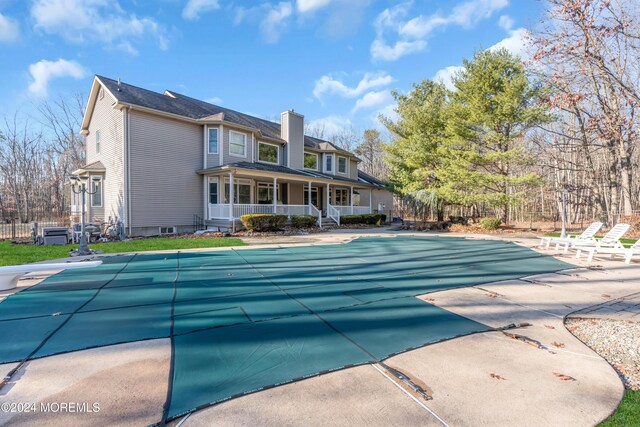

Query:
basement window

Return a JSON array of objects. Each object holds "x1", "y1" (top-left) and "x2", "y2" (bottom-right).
[{"x1": 159, "y1": 226, "x2": 177, "y2": 235}]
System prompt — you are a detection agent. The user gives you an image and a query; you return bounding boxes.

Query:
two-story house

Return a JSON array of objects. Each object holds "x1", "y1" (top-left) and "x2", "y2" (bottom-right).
[{"x1": 74, "y1": 76, "x2": 393, "y2": 236}]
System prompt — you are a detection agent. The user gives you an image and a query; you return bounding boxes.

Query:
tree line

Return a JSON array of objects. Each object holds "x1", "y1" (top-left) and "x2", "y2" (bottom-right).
[
  {"x1": 382, "y1": 0, "x2": 640, "y2": 227},
  {"x1": 0, "y1": 95, "x2": 85, "y2": 223}
]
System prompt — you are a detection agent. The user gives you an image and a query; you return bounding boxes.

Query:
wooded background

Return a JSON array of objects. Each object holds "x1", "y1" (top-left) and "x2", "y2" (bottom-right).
[{"x1": 1, "y1": 0, "x2": 638, "y2": 231}]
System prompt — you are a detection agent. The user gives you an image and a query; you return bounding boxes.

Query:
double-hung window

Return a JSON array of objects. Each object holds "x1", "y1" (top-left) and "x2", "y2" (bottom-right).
[
  {"x1": 95, "y1": 129, "x2": 101, "y2": 154},
  {"x1": 325, "y1": 154, "x2": 333, "y2": 173},
  {"x1": 337, "y1": 156, "x2": 347, "y2": 174},
  {"x1": 208, "y1": 128, "x2": 219, "y2": 154},
  {"x1": 229, "y1": 131, "x2": 247, "y2": 157},
  {"x1": 91, "y1": 177, "x2": 103, "y2": 207},
  {"x1": 209, "y1": 179, "x2": 218, "y2": 204}
]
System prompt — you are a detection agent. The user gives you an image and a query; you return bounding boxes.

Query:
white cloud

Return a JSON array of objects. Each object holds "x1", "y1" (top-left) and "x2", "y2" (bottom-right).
[
  {"x1": 370, "y1": 39, "x2": 426, "y2": 62},
  {"x1": 433, "y1": 65, "x2": 465, "y2": 91},
  {"x1": 489, "y1": 28, "x2": 529, "y2": 57},
  {"x1": 260, "y1": 2, "x2": 293, "y2": 43},
  {"x1": 31, "y1": 0, "x2": 168, "y2": 54},
  {"x1": 352, "y1": 90, "x2": 393, "y2": 112},
  {"x1": 306, "y1": 115, "x2": 352, "y2": 136},
  {"x1": 498, "y1": 14, "x2": 514, "y2": 31},
  {"x1": 371, "y1": 0, "x2": 509, "y2": 61},
  {"x1": 28, "y1": 59, "x2": 87, "y2": 98},
  {"x1": 205, "y1": 96, "x2": 223, "y2": 104},
  {"x1": 0, "y1": 12, "x2": 19, "y2": 43},
  {"x1": 297, "y1": 0, "x2": 332, "y2": 13},
  {"x1": 313, "y1": 72, "x2": 394, "y2": 99},
  {"x1": 183, "y1": 0, "x2": 220, "y2": 20}
]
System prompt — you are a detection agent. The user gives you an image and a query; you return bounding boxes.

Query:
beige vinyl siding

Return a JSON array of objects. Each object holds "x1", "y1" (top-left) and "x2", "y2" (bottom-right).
[
  {"x1": 349, "y1": 160, "x2": 358, "y2": 180},
  {"x1": 205, "y1": 125, "x2": 220, "y2": 167},
  {"x1": 223, "y1": 126, "x2": 253, "y2": 163},
  {"x1": 282, "y1": 112, "x2": 304, "y2": 169},
  {"x1": 289, "y1": 183, "x2": 304, "y2": 204},
  {"x1": 129, "y1": 110, "x2": 203, "y2": 229},
  {"x1": 358, "y1": 188, "x2": 394, "y2": 211},
  {"x1": 85, "y1": 87, "x2": 124, "y2": 223}
]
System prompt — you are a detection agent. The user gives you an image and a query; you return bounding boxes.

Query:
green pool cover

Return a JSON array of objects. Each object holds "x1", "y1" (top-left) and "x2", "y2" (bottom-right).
[{"x1": 0, "y1": 236, "x2": 573, "y2": 421}]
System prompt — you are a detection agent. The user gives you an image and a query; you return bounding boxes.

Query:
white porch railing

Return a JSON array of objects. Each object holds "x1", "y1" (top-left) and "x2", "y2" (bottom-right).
[
  {"x1": 276, "y1": 205, "x2": 309, "y2": 217},
  {"x1": 333, "y1": 206, "x2": 372, "y2": 216},
  {"x1": 209, "y1": 204, "x2": 231, "y2": 219},
  {"x1": 234, "y1": 204, "x2": 274, "y2": 217},
  {"x1": 328, "y1": 204, "x2": 340, "y2": 225},
  {"x1": 309, "y1": 204, "x2": 322, "y2": 227},
  {"x1": 209, "y1": 204, "x2": 320, "y2": 220}
]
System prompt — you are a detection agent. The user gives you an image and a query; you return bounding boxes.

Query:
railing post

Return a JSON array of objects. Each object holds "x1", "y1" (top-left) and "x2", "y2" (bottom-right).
[
  {"x1": 350, "y1": 186, "x2": 353, "y2": 215},
  {"x1": 308, "y1": 181, "x2": 312, "y2": 215},
  {"x1": 369, "y1": 188, "x2": 372, "y2": 214},
  {"x1": 229, "y1": 173, "x2": 234, "y2": 221}
]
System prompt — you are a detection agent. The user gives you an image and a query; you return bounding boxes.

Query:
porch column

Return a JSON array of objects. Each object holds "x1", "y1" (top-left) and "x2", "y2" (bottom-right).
[
  {"x1": 350, "y1": 186, "x2": 354, "y2": 215},
  {"x1": 273, "y1": 177, "x2": 278, "y2": 214},
  {"x1": 326, "y1": 183, "x2": 330, "y2": 211},
  {"x1": 229, "y1": 173, "x2": 234, "y2": 220},
  {"x1": 369, "y1": 188, "x2": 372, "y2": 214},
  {"x1": 308, "y1": 181, "x2": 312, "y2": 215}
]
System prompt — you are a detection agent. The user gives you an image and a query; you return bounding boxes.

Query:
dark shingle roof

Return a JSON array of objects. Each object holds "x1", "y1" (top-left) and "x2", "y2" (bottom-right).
[
  {"x1": 98, "y1": 75, "x2": 342, "y2": 146},
  {"x1": 198, "y1": 161, "x2": 367, "y2": 186},
  {"x1": 357, "y1": 170, "x2": 386, "y2": 187}
]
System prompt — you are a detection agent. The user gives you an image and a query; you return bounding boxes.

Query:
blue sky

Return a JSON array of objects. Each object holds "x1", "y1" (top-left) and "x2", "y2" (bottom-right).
[{"x1": 0, "y1": 0, "x2": 544, "y2": 136}]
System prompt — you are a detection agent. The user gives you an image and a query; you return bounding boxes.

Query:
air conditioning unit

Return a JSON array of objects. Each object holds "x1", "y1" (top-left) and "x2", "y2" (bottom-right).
[{"x1": 42, "y1": 227, "x2": 69, "y2": 245}]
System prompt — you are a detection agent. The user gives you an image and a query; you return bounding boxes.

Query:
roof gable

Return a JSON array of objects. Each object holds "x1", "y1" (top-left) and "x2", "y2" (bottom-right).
[{"x1": 84, "y1": 75, "x2": 359, "y2": 158}]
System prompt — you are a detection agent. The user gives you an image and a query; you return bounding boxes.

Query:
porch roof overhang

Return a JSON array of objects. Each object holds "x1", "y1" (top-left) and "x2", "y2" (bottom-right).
[
  {"x1": 197, "y1": 161, "x2": 376, "y2": 188},
  {"x1": 72, "y1": 160, "x2": 106, "y2": 175}
]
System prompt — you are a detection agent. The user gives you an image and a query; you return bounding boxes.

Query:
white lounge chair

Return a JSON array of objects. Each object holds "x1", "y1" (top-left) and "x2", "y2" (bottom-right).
[
  {"x1": 572, "y1": 223, "x2": 631, "y2": 262},
  {"x1": 0, "y1": 261, "x2": 102, "y2": 291},
  {"x1": 575, "y1": 236, "x2": 640, "y2": 264},
  {"x1": 539, "y1": 222, "x2": 603, "y2": 252}
]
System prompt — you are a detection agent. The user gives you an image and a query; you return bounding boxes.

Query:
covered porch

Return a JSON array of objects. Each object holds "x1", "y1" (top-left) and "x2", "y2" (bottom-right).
[{"x1": 198, "y1": 164, "x2": 375, "y2": 226}]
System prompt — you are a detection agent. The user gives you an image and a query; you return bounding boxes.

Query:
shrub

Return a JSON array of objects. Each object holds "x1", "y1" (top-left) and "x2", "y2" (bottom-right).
[
  {"x1": 291, "y1": 215, "x2": 317, "y2": 228},
  {"x1": 240, "y1": 214, "x2": 288, "y2": 232},
  {"x1": 449, "y1": 216, "x2": 468, "y2": 225},
  {"x1": 479, "y1": 217, "x2": 502, "y2": 230},
  {"x1": 340, "y1": 213, "x2": 382, "y2": 225}
]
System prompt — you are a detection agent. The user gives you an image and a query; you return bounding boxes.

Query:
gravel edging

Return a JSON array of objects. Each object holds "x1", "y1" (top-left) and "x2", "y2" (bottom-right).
[{"x1": 566, "y1": 318, "x2": 640, "y2": 390}]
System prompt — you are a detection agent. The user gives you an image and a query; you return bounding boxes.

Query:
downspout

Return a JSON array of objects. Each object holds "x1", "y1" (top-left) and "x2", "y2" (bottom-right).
[{"x1": 125, "y1": 106, "x2": 133, "y2": 237}]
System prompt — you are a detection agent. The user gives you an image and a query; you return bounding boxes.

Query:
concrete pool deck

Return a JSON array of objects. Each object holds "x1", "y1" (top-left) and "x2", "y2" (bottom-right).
[{"x1": 1, "y1": 230, "x2": 638, "y2": 426}]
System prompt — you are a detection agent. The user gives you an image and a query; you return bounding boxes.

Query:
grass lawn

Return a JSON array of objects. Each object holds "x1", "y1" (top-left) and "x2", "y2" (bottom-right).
[
  {"x1": 544, "y1": 233, "x2": 637, "y2": 245},
  {"x1": 0, "y1": 237, "x2": 246, "y2": 266},
  {"x1": 600, "y1": 390, "x2": 640, "y2": 426}
]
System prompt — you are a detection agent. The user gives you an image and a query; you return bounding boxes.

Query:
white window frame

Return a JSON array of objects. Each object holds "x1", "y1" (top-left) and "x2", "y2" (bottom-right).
[
  {"x1": 229, "y1": 130, "x2": 247, "y2": 158},
  {"x1": 304, "y1": 151, "x2": 319, "y2": 171},
  {"x1": 159, "y1": 226, "x2": 177, "y2": 235},
  {"x1": 90, "y1": 176, "x2": 103, "y2": 208},
  {"x1": 257, "y1": 141, "x2": 279, "y2": 165},
  {"x1": 223, "y1": 177, "x2": 252, "y2": 203},
  {"x1": 324, "y1": 154, "x2": 334, "y2": 173},
  {"x1": 208, "y1": 177, "x2": 219, "y2": 204},
  {"x1": 208, "y1": 127, "x2": 219, "y2": 154},
  {"x1": 337, "y1": 156, "x2": 348, "y2": 174},
  {"x1": 95, "y1": 129, "x2": 101, "y2": 154}
]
